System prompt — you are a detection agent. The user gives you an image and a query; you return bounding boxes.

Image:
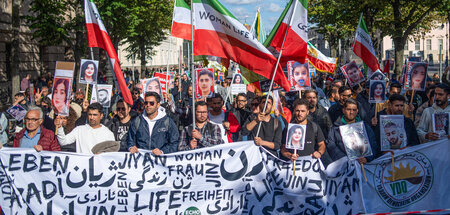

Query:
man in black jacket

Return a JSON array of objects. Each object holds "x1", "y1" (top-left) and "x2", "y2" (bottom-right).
[
  {"x1": 304, "y1": 89, "x2": 332, "y2": 137},
  {"x1": 107, "y1": 99, "x2": 137, "y2": 151},
  {"x1": 372, "y1": 94, "x2": 420, "y2": 148}
]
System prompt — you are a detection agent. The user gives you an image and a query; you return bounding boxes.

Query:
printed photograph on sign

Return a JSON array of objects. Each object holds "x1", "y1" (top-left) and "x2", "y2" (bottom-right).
[
  {"x1": 288, "y1": 61, "x2": 311, "y2": 91},
  {"x1": 369, "y1": 80, "x2": 386, "y2": 103},
  {"x1": 272, "y1": 90, "x2": 284, "y2": 114},
  {"x1": 342, "y1": 61, "x2": 365, "y2": 87},
  {"x1": 195, "y1": 68, "x2": 215, "y2": 98},
  {"x1": 95, "y1": 85, "x2": 113, "y2": 108},
  {"x1": 380, "y1": 115, "x2": 407, "y2": 151},
  {"x1": 90, "y1": 84, "x2": 98, "y2": 104},
  {"x1": 369, "y1": 71, "x2": 385, "y2": 80},
  {"x1": 260, "y1": 79, "x2": 282, "y2": 92},
  {"x1": 141, "y1": 78, "x2": 163, "y2": 98},
  {"x1": 6, "y1": 104, "x2": 27, "y2": 121},
  {"x1": 52, "y1": 77, "x2": 73, "y2": 116},
  {"x1": 285, "y1": 124, "x2": 307, "y2": 150},
  {"x1": 406, "y1": 62, "x2": 427, "y2": 91},
  {"x1": 232, "y1": 73, "x2": 244, "y2": 84},
  {"x1": 432, "y1": 112, "x2": 449, "y2": 138},
  {"x1": 78, "y1": 59, "x2": 99, "y2": 84},
  {"x1": 339, "y1": 121, "x2": 372, "y2": 160}
]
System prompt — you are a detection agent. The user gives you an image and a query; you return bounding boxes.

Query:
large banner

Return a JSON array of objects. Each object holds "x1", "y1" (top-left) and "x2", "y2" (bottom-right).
[
  {"x1": 0, "y1": 140, "x2": 447, "y2": 214},
  {"x1": 360, "y1": 139, "x2": 450, "y2": 213}
]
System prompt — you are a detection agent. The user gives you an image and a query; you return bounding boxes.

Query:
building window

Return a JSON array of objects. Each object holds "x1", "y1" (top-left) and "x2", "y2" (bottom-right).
[
  {"x1": 415, "y1": 40, "x2": 420, "y2": 50},
  {"x1": 404, "y1": 40, "x2": 408, "y2": 50},
  {"x1": 438, "y1": 39, "x2": 443, "y2": 50},
  {"x1": 426, "y1": 39, "x2": 431, "y2": 50}
]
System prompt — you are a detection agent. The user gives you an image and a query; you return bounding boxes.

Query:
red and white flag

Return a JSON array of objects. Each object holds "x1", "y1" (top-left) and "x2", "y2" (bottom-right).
[
  {"x1": 193, "y1": 0, "x2": 290, "y2": 91},
  {"x1": 171, "y1": 0, "x2": 192, "y2": 40},
  {"x1": 352, "y1": 14, "x2": 380, "y2": 73},
  {"x1": 264, "y1": 0, "x2": 308, "y2": 66},
  {"x1": 84, "y1": 0, "x2": 132, "y2": 105},
  {"x1": 307, "y1": 42, "x2": 337, "y2": 74}
]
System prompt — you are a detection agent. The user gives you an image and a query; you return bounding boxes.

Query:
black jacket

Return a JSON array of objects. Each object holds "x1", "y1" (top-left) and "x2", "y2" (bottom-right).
[{"x1": 308, "y1": 104, "x2": 333, "y2": 137}]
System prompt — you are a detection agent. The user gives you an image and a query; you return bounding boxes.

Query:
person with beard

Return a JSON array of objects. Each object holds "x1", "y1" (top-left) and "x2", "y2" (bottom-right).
[
  {"x1": 53, "y1": 107, "x2": 78, "y2": 152},
  {"x1": 178, "y1": 101, "x2": 223, "y2": 151},
  {"x1": 127, "y1": 92, "x2": 179, "y2": 155},
  {"x1": 241, "y1": 96, "x2": 283, "y2": 157},
  {"x1": 107, "y1": 99, "x2": 137, "y2": 151},
  {"x1": 304, "y1": 89, "x2": 332, "y2": 137},
  {"x1": 326, "y1": 99, "x2": 378, "y2": 163},
  {"x1": 230, "y1": 93, "x2": 251, "y2": 128},
  {"x1": 176, "y1": 85, "x2": 194, "y2": 128},
  {"x1": 131, "y1": 87, "x2": 144, "y2": 113},
  {"x1": 207, "y1": 94, "x2": 240, "y2": 143},
  {"x1": 372, "y1": 94, "x2": 420, "y2": 147},
  {"x1": 328, "y1": 86, "x2": 353, "y2": 123},
  {"x1": 280, "y1": 99, "x2": 326, "y2": 161},
  {"x1": 417, "y1": 84, "x2": 450, "y2": 143},
  {"x1": 56, "y1": 103, "x2": 115, "y2": 154}
]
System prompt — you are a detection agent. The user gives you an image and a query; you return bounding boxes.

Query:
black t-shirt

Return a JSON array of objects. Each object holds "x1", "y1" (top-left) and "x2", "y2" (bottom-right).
[{"x1": 282, "y1": 120, "x2": 325, "y2": 157}]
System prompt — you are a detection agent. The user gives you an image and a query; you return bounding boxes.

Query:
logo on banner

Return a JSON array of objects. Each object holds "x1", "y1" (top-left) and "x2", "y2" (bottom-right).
[
  {"x1": 374, "y1": 152, "x2": 433, "y2": 208},
  {"x1": 184, "y1": 206, "x2": 201, "y2": 215}
]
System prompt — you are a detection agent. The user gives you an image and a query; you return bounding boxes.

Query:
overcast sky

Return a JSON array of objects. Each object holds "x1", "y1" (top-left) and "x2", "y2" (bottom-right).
[{"x1": 220, "y1": 0, "x2": 290, "y2": 34}]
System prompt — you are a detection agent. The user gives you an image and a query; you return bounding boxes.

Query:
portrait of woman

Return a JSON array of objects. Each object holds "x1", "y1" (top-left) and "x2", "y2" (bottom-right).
[
  {"x1": 369, "y1": 80, "x2": 386, "y2": 103},
  {"x1": 52, "y1": 78, "x2": 71, "y2": 115},
  {"x1": 79, "y1": 60, "x2": 99, "y2": 84},
  {"x1": 232, "y1": 74, "x2": 244, "y2": 84},
  {"x1": 145, "y1": 78, "x2": 162, "y2": 96},
  {"x1": 286, "y1": 124, "x2": 305, "y2": 150},
  {"x1": 408, "y1": 63, "x2": 427, "y2": 90},
  {"x1": 291, "y1": 62, "x2": 311, "y2": 91}
]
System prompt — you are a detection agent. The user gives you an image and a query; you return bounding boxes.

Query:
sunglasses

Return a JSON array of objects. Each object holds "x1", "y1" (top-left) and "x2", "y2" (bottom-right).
[{"x1": 144, "y1": 101, "x2": 156, "y2": 106}]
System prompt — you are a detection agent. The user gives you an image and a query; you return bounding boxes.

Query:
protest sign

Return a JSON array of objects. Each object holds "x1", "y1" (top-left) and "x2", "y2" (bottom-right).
[
  {"x1": 285, "y1": 124, "x2": 306, "y2": 150},
  {"x1": 6, "y1": 104, "x2": 26, "y2": 121},
  {"x1": 195, "y1": 68, "x2": 215, "y2": 98},
  {"x1": 52, "y1": 61, "x2": 74, "y2": 116},
  {"x1": 94, "y1": 84, "x2": 113, "y2": 108},
  {"x1": 369, "y1": 70, "x2": 385, "y2": 80},
  {"x1": 78, "y1": 59, "x2": 99, "y2": 84},
  {"x1": 339, "y1": 121, "x2": 373, "y2": 160},
  {"x1": 259, "y1": 79, "x2": 282, "y2": 93},
  {"x1": 341, "y1": 61, "x2": 365, "y2": 87},
  {"x1": 153, "y1": 72, "x2": 170, "y2": 97},
  {"x1": 405, "y1": 62, "x2": 427, "y2": 91},
  {"x1": 380, "y1": 115, "x2": 407, "y2": 151},
  {"x1": 140, "y1": 78, "x2": 163, "y2": 99},
  {"x1": 287, "y1": 61, "x2": 312, "y2": 91},
  {"x1": 231, "y1": 84, "x2": 246, "y2": 95},
  {"x1": 432, "y1": 112, "x2": 449, "y2": 138},
  {"x1": 369, "y1": 80, "x2": 386, "y2": 103}
]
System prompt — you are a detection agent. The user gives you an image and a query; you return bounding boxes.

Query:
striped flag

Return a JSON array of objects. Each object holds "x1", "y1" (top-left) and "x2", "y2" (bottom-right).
[
  {"x1": 352, "y1": 14, "x2": 380, "y2": 73},
  {"x1": 307, "y1": 42, "x2": 337, "y2": 74},
  {"x1": 193, "y1": 0, "x2": 291, "y2": 91},
  {"x1": 171, "y1": 0, "x2": 192, "y2": 40},
  {"x1": 84, "y1": 0, "x2": 132, "y2": 105},
  {"x1": 250, "y1": 9, "x2": 266, "y2": 44},
  {"x1": 264, "y1": 0, "x2": 308, "y2": 66}
]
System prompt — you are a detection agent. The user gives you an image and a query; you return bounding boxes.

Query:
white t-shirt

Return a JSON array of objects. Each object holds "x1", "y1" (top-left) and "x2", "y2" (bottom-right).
[{"x1": 57, "y1": 124, "x2": 115, "y2": 154}]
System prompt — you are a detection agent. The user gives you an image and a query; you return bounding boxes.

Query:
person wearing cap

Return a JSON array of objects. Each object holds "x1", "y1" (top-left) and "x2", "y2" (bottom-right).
[{"x1": 56, "y1": 102, "x2": 115, "y2": 154}]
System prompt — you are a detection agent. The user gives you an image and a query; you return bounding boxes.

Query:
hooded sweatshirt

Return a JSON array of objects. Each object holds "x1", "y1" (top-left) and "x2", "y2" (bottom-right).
[{"x1": 143, "y1": 107, "x2": 166, "y2": 139}]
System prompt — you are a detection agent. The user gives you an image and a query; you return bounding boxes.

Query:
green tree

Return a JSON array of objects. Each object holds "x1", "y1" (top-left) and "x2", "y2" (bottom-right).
[{"x1": 123, "y1": 0, "x2": 173, "y2": 74}]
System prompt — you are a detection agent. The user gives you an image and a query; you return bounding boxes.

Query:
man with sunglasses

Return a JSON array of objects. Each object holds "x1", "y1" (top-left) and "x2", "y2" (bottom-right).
[
  {"x1": 131, "y1": 87, "x2": 144, "y2": 113},
  {"x1": 13, "y1": 106, "x2": 60, "y2": 151},
  {"x1": 107, "y1": 99, "x2": 138, "y2": 151},
  {"x1": 128, "y1": 92, "x2": 179, "y2": 155}
]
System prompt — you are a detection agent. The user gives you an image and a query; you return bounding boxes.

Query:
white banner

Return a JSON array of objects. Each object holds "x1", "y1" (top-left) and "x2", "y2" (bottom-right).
[
  {"x1": 0, "y1": 140, "x2": 447, "y2": 214},
  {"x1": 360, "y1": 139, "x2": 450, "y2": 213}
]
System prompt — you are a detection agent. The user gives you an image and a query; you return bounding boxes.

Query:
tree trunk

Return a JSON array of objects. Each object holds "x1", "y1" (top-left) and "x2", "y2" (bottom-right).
[
  {"x1": 140, "y1": 42, "x2": 146, "y2": 79},
  {"x1": 10, "y1": 0, "x2": 21, "y2": 100},
  {"x1": 393, "y1": 37, "x2": 405, "y2": 78}
]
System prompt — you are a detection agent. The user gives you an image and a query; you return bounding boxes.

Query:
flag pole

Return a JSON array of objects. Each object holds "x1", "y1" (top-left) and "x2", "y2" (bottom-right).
[
  {"x1": 191, "y1": 0, "x2": 196, "y2": 127},
  {"x1": 166, "y1": 39, "x2": 171, "y2": 98},
  {"x1": 255, "y1": 0, "x2": 298, "y2": 137}
]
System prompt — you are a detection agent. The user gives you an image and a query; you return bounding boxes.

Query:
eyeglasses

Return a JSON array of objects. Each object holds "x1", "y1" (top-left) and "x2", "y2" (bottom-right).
[
  {"x1": 25, "y1": 118, "x2": 40, "y2": 122},
  {"x1": 144, "y1": 101, "x2": 156, "y2": 106},
  {"x1": 196, "y1": 111, "x2": 208, "y2": 114}
]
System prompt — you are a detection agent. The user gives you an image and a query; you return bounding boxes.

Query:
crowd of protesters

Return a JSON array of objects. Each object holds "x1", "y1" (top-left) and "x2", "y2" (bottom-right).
[{"x1": 0, "y1": 65, "x2": 449, "y2": 168}]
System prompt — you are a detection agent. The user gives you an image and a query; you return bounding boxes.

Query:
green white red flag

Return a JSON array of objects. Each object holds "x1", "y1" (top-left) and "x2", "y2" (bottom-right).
[
  {"x1": 352, "y1": 14, "x2": 380, "y2": 73},
  {"x1": 307, "y1": 42, "x2": 337, "y2": 74},
  {"x1": 193, "y1": 0, "x2": 291, "y2": 91},
  {"x1": 84, "y1": 0, "x2": 132, "y2": 105},
  {"x1": 264, "y1": 0, "x2": 308, "y2": 66},
  {"x1": 171, "y1": 0, "x2": 192, "y2": 40}
]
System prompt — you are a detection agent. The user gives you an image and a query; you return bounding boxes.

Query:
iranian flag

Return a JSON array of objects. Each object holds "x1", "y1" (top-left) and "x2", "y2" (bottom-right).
[
  {"x1": 307, "y1": 42, "x2": 337, "y2": 74},
  {"x1": 171, "y1": 0, "x2": 192, "y2": 40},
  {"x1": 352, "y1": 14, "x2": 380, "y2": 73},
  {"x1": 84, "y1": 0, "x2": 132, "y2": 105},
  {"x1": 264, "y1": 0, "x2": 308, "y2": 66},
  {"x1": 193, "y1": 0, "x2": 290, "y2": 91}
]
